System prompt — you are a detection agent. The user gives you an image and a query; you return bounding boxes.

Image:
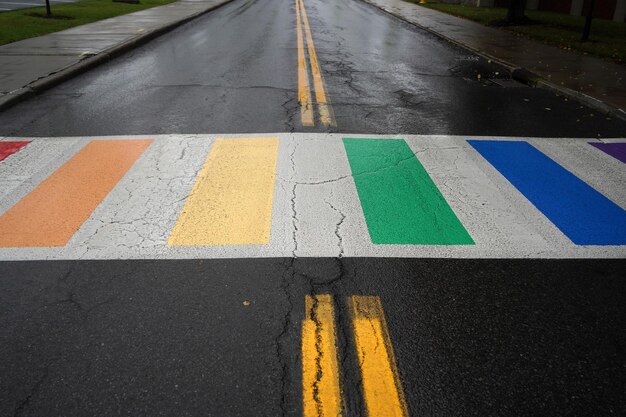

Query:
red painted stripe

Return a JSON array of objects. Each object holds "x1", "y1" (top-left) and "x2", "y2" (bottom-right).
[{"x1": 0, "y1": 141, "x2": 29, "y2": 162}]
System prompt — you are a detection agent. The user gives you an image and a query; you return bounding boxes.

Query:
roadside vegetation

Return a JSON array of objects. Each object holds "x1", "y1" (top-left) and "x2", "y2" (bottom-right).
[
  {"x1": 0, "y1": 0, "x2": 176, "y2": 46},
  {"x1": 408, "y1": 2, "x2": 626, "y2": 64}
]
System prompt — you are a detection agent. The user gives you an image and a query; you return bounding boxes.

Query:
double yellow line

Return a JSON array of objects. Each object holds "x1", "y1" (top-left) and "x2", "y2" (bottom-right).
[
  {"x1": 295, "y1": 0, "x2": 335, "y2": 127},
  {"x1": 302, "y1": 295, "x2": 409, "y2": 417}
]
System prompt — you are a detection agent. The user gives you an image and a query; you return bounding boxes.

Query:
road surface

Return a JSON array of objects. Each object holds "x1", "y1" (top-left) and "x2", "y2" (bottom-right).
[{"x1": 0, "y1": 0, "x2": 625, "y2": 416}]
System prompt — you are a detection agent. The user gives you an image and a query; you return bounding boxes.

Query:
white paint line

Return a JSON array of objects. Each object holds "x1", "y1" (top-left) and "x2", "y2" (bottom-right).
[
  {"x1": 530, "y1": 138, "x2": 626, "y2": 208},
  {"x1": 406, "y1": 137, "x2": 558, "y2": 253},
  {"x1": 289, "y1": 137, "x2": 364, "y2": 258},
  {"x1": 0, "y1": 139, "x2": 86, "y2": 214}
]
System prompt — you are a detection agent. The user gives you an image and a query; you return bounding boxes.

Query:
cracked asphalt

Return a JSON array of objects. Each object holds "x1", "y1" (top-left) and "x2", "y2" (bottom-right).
[
  {"x1": 1, "y1": 0, "x2": 626, "y2": 136},
  {"x1": 1, "y1": 0, "x2": 626, "y2": 415},
  {"x1": 2, "y1": 259, "x2": 625, "y2": 416}
]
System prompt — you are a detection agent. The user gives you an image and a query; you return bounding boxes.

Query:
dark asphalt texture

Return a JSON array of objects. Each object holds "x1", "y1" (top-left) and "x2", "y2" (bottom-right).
[
  {"x1": 0, "y1": 0, "x2": 625, "y2": 137},
  {"x1": 1, "y1": 0, "x2": 626, "y2": 415},
  {"x1": 1, "y1": 259, "x2": 625, "y2": 416}
]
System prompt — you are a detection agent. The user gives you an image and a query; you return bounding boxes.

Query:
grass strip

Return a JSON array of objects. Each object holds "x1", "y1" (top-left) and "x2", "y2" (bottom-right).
[{"x1": 408, "y1": 2, "x2": 626, "y2": 63}]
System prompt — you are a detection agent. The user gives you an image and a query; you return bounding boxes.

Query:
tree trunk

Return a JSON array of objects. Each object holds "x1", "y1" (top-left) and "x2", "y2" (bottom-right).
[
  {"x1": 581, "y1": 0, "x2": 596, "y2": 41},
  {"x1": 507, "y1": 0, "x2": 527, "y2": 24}
]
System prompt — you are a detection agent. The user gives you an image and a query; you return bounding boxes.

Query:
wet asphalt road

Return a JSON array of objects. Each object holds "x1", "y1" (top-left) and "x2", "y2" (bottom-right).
[
  {"x1": 1, "y1": 0, "x2": 626, "y2": 415},
  {"x1": 1, "y1": 259, "x2": 625, "y2": 416},
  {"x1": 0, "y1": 0, "x2": 625, "y2": 137}
]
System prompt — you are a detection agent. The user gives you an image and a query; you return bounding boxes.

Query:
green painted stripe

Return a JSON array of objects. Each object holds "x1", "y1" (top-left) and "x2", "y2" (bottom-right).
[{"x1": 343, "y1": 138, "x2": 474, "y2": 245}]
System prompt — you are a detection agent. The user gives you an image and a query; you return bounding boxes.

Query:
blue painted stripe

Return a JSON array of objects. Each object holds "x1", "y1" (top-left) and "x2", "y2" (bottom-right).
[{"x1": 468, "y1": 140, "x2": 626, "y2": 245}]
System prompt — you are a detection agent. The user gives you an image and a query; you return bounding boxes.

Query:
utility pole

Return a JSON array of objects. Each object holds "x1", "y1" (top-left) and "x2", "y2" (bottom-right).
[
  {"x1": 45, "y1": 0, "x2": 51, "y2": 16},
  {"x1": 581, "y1": 0, "x2": 596, "y2": 42}
]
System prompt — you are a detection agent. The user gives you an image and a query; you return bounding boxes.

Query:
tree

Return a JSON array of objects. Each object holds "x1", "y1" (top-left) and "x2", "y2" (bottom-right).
[{"x1": 506, "y1": 0, "x2": 528, "y2": 24}]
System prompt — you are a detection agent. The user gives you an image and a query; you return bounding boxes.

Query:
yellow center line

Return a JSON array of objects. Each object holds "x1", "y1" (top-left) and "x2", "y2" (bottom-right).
[
  {"x1": 350, "y1": 295, "x2": 409, "y2": 417},
  {"x1": 297, "y1": 0, "x2": 336, "y2": 127},
  {"x1": 296, "y1": 0, "x2": 314, "y2": 127},
  {"x1": 302, "y1": 295, "x2": 343, "y2": 417}
]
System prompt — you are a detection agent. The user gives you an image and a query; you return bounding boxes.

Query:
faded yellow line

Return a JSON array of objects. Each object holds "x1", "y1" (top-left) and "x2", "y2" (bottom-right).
[
  {"x1": 350, "y1": 296, "x2": 409, "y2": 417},
  {"x1": 298, "y1": 0, "x2": 336, "y2": 127},
  {"x1": 168, "y1": 137, "x2": 279, "y2": 246},
  {"x1": 296, "y1": 0, "x2": 314, "y2": 126},
  {"x1": 302, "y1": 295, "x2": 343, "y2": 417}
]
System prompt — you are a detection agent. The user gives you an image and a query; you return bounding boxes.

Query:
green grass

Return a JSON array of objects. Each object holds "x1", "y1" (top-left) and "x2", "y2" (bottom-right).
[
  {"x1": 0, "y1": 0, "x2": 176, "y2": 46},
  {"x1": 410, "y1": 2, "x2": 626, "y2": 63}
]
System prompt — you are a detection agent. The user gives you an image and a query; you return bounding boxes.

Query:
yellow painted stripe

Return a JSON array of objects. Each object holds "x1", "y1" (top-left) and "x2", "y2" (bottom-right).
[
  {"x1": 0, "y1": 140, "x2": 152, "y2": 247},
  {"x1": 296, "y1": 0, "x2": 314, "y2": 127},
  {"x1": 298, "y1": 0, "x2": 336, "y2": 127},
  {"x1": 302, "y1": 295, "x2": 343, "y2": 417},
  {"x1": 167, "y1": 137, "x2": 279, "y2": 246},
  {"x1": 350, "y1": 296, "x2": 409, "y2": 417}
]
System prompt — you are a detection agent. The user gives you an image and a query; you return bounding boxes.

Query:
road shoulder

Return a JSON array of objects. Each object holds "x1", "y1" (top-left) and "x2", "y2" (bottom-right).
[{"x1": 358, "y1": 0, "x2": 626, "y2": 122}]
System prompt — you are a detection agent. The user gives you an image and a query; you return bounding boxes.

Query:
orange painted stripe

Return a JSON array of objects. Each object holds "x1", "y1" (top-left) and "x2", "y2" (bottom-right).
[{"x1": 0, "y1": 140, "x2": 151, "y2": 247}]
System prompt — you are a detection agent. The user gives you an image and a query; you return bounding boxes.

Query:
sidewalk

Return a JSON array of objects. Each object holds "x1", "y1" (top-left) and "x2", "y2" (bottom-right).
[
  {"x1": 0, "y1": 0, "x2": 232, "y2": 110},
  {"x1": 362, "y1": 0, "x2": 626, "y2": 119}
]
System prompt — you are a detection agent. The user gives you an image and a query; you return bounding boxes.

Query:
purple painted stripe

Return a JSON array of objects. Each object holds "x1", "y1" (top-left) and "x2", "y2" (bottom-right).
[{"x1": 590, "y1": 142, "x2": 626, "y2": 164}]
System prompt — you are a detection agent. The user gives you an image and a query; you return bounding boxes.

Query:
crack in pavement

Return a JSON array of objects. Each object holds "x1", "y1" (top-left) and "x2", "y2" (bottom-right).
[
  {"x1": 12, "y1": 367, "x2": 48, "y2": 417},
  {"x1": 289, "y1": 140, "x2": 300, "y2": 258},
  {"x1": 145, "y1": 84, "x2": 293, "y2": 92},
  {"x1": 281, "y1": 95, "x2": 298, "y2": 133},
  {"x1": 276, "y1": 257, "x2": 297, "y2": 417},
  {"x1": 275, "y1": 139, "x2": 301, "y2": 416},
  {"x1": 75, "y1": 138, "x2": 204, "y2": 257},
  {"x1": 324, "y1": 195, "x2": 346, "y2": 259},
  {"x1": 276, "y1": 145, "x2": 463, "y2": 188},
  {"x1": 309, "y1": 294, "x2": 325, "y2": 417}
]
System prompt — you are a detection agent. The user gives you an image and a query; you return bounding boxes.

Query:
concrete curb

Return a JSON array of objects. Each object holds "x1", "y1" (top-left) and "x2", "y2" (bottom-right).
[
  {"x1": 0, "y1": 0, "x2": 236, "y2": 113},
  {"x1": 360, "y1": 0, "x2": 626, "y2": 123}
]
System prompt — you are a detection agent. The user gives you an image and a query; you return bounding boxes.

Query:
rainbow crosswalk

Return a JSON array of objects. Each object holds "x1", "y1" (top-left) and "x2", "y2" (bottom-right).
[{"x1": 0, "y1": 134, "x2": 624, "y2": 260}]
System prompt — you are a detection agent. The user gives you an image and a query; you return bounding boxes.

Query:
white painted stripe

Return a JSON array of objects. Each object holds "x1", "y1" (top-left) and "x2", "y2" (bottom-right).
[
  {"x1": 406, "y1": 137, "x2": 558, "y2": 251},
  {"x1": 530, "y1": 138, "x2": 626, "y2": 208},
  {"x1": 0, "y1": 139, "x2": 85, "y2": 209},
  {"x1": 0, "y1": 134, "x2": 624, "y2": 260}
]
